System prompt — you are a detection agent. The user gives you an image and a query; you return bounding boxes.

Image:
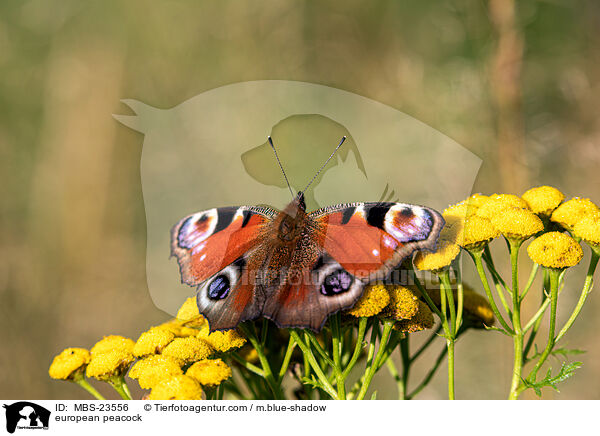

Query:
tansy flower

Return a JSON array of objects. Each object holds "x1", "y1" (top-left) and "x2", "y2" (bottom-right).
[
  {"x1": 394, "y1": 301, "x2": 434, "y2": 333},
  {"x1": 414, "y1": 238, "x2": 460, "y2": 271},
  {"x1": 133, "y1": 327, "x2": 175, "y2": 357},
  {"x1": 48, "y1": 348, "x2": 91, "y2": 380},
  {"x1": 491, "y1": 207, "x2": 544, "y2": 241},
  {"x1": 162, "y1": 337, "x2": 213, "y2": 364},
  {"x1": 197, "y1": 327, "x2": 247, "y2": 353},
  {"x1": 176, "y1": 297, "x2": 206, "y2": 328},
  {"x1": 522, "y1": 186, "x2": 565, "y2": 216},
  {"x1": 147, "y1": 375, "x2": 203, "y2": 400},
  {"x1": 551, "y1": 198, "x2": 600, "y2": 231},
  {"x1": 527, "y1": 232, "x2": 583, "y2": 269},
  {"x1": 90, "y1": 335, "x2": 135, "y2": 356},
  {"x1": 85, "y1": 349, "x2": 135, "y2": 381},
  {"x1": 186, "y1": 358, "x2": 232, "y2": 387},
  {"x1": 129, "y1": 355, "x2": 183, "y2": 389},
  {"x1": 345, "y1": 283, "x2": 390, "y2": 317},
  {"x1": 383, "y1": 285, "x2": 420, "y2": 321},
  {"x1": 476, "y1": 194, "x2": 529, "y2": 219},
  {"x1": 573, "y1": 213, "x2": 600, "y2": 250},
  {"x1": 461, "y1": 215, "x2": 500, "y2": 251}
]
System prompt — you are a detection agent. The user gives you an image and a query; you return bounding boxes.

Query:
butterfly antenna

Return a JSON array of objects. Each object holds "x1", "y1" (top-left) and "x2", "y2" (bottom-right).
[
  {"x1": 302, "y1": 136, "x2": 346, "y2": 193},
  {"x1": 268, "y1": 136, "x2": 295, "y2": 199}
]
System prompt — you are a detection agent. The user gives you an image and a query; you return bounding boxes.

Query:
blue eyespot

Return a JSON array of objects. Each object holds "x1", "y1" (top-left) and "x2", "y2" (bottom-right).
[
  {"x1": 321, "y1": 269, "x2": 353, "y2": 296},
  {"x1": 208, "y1": 275, "x2": 230, "y2": 300}
]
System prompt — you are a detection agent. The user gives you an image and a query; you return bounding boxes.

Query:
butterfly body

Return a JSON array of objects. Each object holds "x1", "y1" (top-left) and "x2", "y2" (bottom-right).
[{"x1": 171, "y1": 192, "x2": 443, "y2": 332}]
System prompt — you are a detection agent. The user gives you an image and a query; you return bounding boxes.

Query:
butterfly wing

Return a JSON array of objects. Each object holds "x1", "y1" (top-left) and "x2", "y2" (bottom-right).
[
  {"x1": 313, "y1": 202, "x2": 445, "y2": 281},
  {"x1": 261, "y1": 202, "x2": 444, "y2": 331},
  {"x1": 171, "y1": 205, "x2": 276, "y2": 330}
]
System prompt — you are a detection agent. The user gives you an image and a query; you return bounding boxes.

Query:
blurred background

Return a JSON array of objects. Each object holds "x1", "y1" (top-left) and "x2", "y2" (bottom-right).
[{"x1": 1, "y1": 0, "x2": 600, "y2": 399}]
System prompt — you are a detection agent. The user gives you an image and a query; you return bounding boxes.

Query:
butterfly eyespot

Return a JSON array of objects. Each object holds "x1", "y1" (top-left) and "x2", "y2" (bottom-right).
[
  {"x1": 207, "y1": 275, "x2": 230, "y2": 300},
  {"x1": 320, "y1": 269, "x2": 354, "y2": 296}
]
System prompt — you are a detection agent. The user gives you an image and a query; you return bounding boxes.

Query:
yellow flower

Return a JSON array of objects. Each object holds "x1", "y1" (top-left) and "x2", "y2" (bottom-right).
[
  {"x1": 522, "y1": 186, "x2": 565, "y2": 216},
  {"x1": 48, "y1": 348, "x2": 91, "y2": 380},
  {"x1": 345, "y1": 283, "x2": 391, "y2": 317},
  {"x1": 491, "y1": 207, "x2": 544, "y2": 241},
  {"x1": 162, "y1": 337, "x2": 213, "y2": 363},
  {"x1": 573, "y1": 213, "x2": 600, "y2": 248},
  {"x1": 197, "y1": 327, "x2": 247, "y2": 353},
  {"x1": 129, "y1": 355, "x2": 183, "y2": 389},
  {"x1": 414, "y1": 239, "x2": 460, "y2": 271},
  {"x1": 462, "y1": 215, "x2": 500, "y2": 250},
  {"x1": 527, "y1": 231, "x2": 584, "y2": 269},
  {"x1": 394, "y1": 301, "x2": 434, "y2": 333},
  {"x1": 551, "y1": 197, "x2": 600, "y2": 231},
  {"x1": 133, "y1": 327, "x2": 175, "y2": 357},
  {"x1": 90, "y1": 335, "x2": 135, "y2": 356},
  {"x1": 186, "y1": 358, "x2": 232, "y2": 387},
  {"x1": 476, "y1": 194, "x2": 529, "y2": 219},
  {"x1": 147, "y1": 375, "x2": 203, "y2": 400},
  {"x1": 383, "y1": 285, "x2": 420, "y2": 321},
  {"x1": 85, "y1": 349, "x2": 135, "y2": 381},
  {"x1": 176, "y1": 297, "x2": 206, "y2": 328}
]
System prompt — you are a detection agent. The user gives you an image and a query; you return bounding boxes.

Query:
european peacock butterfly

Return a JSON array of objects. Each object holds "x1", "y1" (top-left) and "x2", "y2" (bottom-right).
[{"x1": 171, "y1": 137, "x2": 444, "y2": 332}]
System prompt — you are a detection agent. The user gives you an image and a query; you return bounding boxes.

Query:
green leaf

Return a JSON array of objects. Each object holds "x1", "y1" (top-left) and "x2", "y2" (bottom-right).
[
  {"x1": 528, "y1": 347, "x2": 586, "y2": 360},
  {"x1": 522, "y1": 361, "x2": 582, "y2": 397}
]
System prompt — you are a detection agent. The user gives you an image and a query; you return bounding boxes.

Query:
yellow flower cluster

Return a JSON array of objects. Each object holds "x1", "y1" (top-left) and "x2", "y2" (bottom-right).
[
  {"x1": 147, "y1": 375, "x2": 204, "y2": 400},
  {"x1": 573, "y1": 213, "x2": 600, "y2": 248},
  {"x1": 527, "y1": 232, "x2": 583, "y2": 269},
  {"x1": 522, "y1": 186, "x2": 564, "y2": 216},
  {"x1": 346, "y1": 284, "x2": 433, "y2": 332},
  {"x1": 551, "y1": 197, "x2": 599, "y2": 232},
  {"x1": 48, "y1": 348, "x2": 91, "y2": 380}
]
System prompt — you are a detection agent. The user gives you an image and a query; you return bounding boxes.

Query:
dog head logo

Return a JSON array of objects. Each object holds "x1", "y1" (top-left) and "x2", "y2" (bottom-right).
[{"x1": 3, "y1": 402, "x2": 50, "y2": 433}]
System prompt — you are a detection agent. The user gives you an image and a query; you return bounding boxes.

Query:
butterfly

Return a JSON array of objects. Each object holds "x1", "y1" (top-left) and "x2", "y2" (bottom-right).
[{"x1": 171, "y1": 137, "x2": 444, "y2": 332}]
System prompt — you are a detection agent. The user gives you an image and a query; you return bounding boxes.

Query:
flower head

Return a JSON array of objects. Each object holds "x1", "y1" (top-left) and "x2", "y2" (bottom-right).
[
  {"x1": 176, "y1": 297, "x2": 206, "y2": 328},
  {"x1": 90, "y1": 335, "x2": 135, "y2": 356},
  {"x1": 461, "y1": 215, "x2": 500, "y2": 250},
  {"x1": 491, "y1": 207, "x2": 544, "y2": 241},
  {"x1": 162, "y1": 337, "x2": 213, "y2": 364},
  {"x1": 129, "y1": 355, "x2": 183, "y2": 389},
  {"x1": 383, "y1": 285, "x2": 420, "y2": 321},
  {"x1": 186, "y1": 358, "x2": 232, "y2": 387},
  {"x1": 133, "y1": 327, "x2": 175, "y2": 357},
  {"x1": 527, "y1": 231, "x2": 583, "y2": 269},
  {"x1": 573, "y1": 213, "x2": 600, "y2": 249},
  {"x1": 147, "y1": 375, "x2": 203, "y2": 400},
  {"x1": 476, "y1": 194, "x2": 529, "y2": 219},
  {"x1": 394, "y1": 301, "x2": 434, "y2": 332},
  {"x1": 522, "y1": 186, "x2": 565, "y2": 216},
  {"x1": 414, "y1": 239, "x2": 460, "y2": 271},
  {"x1": 48, "y1": 348, "x2": 91, "y2": 380},
  {"x1": 345, "y1": 283, "x2": 390, "y2": 317},
  {"x1": 85, "y1": 349, "x2": 134, "y2": 381},
  {"x1": 197, "y1": 327, "x2": 247, "y2": 353},
  {"x1": 551, "y1": 198, "x2": 600, "y2": 231}
]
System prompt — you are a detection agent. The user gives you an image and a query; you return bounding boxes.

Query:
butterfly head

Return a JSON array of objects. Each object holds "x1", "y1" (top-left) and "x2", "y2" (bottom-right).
[{"x1": 294, "y1": 191, "x2": 306, "y2": 211}]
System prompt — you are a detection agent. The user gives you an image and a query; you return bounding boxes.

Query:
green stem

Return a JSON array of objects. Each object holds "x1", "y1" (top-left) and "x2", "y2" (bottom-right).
[
  {"x1": 522, "y1": 268, "x2": 550, "y2": 361},
  {"x1": 407, "y1": 345, "x2": 448, "y2": 400},
  {"x1": 74, "y1": 377, "x2": 105, "y2": 400},
  {"x1": 342, "y1": 317, "x2": 368, "y2": 380},
  {"x1": 356, "y1": 320, "x2": 394, "y2": 400},
  {"x1": 108, "y1": 375, "x2": 132, "y2": 400},
  {"x1": 508, "y1": 239, "x2": 524, "y2": 400},
  {"x1": 555, "y1": 251, "x2": 599, "y2": 343},
  {"x1": 470, "y1": 250, "x2": 514, "y2": 334},
  {"x1": 527, "y1": 268, "x2": 560, "y2": 383},
  {"x1": 239, "y1": 323, "x2": 284, "y2": 399},
  {"x1": 330, "y1": 314, "x2": 346, "y2": 399},
  {"x1": 439, "y1": 270, "x2": 457, "y2": 400},
  {"x1": 277, "y1": 336, "x2": 297, "y2": 381},
  {"x1": 230, "y1": 352, "x2": 265, "y2": 377},
  {"x1": 289, "y1": 330, "x2": 338, "y2": 399}
]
